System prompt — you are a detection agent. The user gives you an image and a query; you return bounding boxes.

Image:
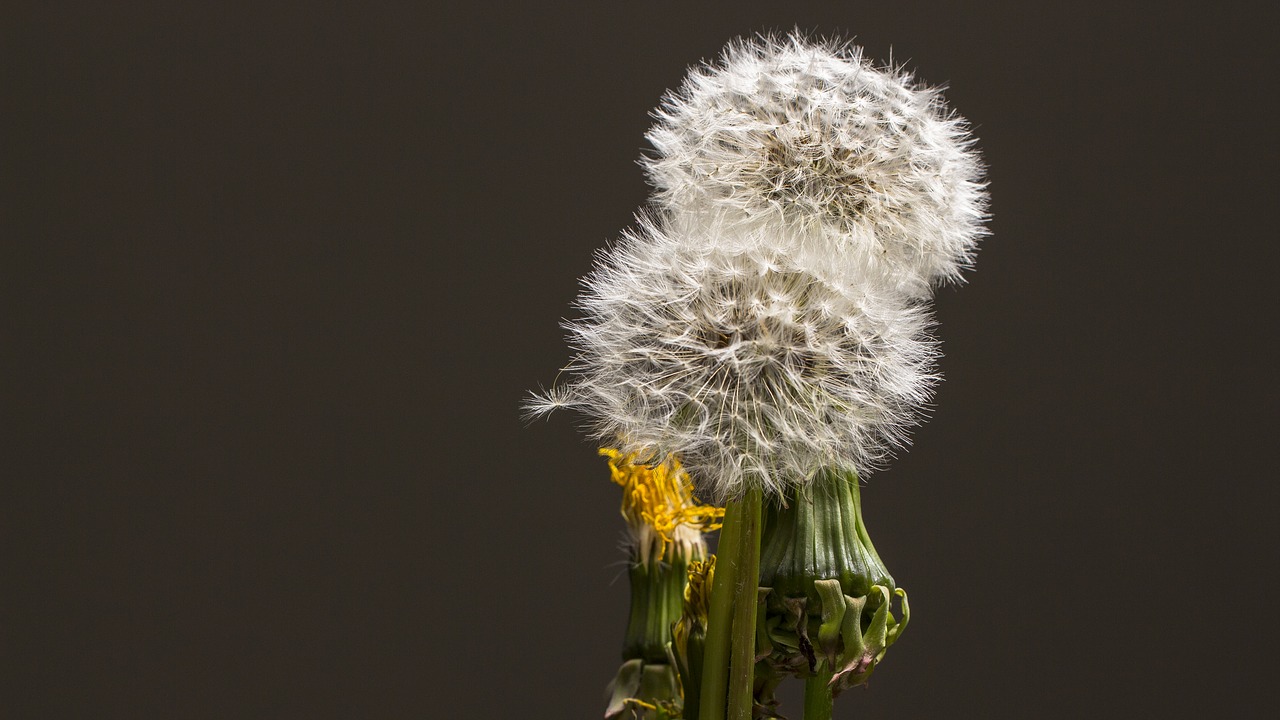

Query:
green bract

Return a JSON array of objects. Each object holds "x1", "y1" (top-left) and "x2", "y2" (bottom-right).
[{"x1": 753, "y1": 470, "x2": 909, "y2": 716}]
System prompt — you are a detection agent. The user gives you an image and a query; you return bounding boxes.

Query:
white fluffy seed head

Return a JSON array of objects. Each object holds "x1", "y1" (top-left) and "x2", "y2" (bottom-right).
[
  {"x1": 644, "y1": 31, "x2": 988, "y2": 297},
  {"x1": 528, "y1": 215, "x2": 938, "y2": 501},
  {"x1": 528, "y1": 33, "x2": 987, "y2": 499}
]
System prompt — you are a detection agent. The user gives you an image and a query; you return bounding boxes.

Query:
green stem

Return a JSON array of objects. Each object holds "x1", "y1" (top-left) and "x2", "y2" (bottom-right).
[
  {"x1": 803, "y1": 673, "x2": 834, "y2": 720},
  {"x1": 698, "y1": 497, "x2": 743, "y2": 720},
  {"x1": 725, "y1": 486, "x2": 762, "y2": 720}
]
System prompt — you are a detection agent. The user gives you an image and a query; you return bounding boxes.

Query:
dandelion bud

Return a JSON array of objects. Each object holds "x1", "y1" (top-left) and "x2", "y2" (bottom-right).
[
  {"x1": 600, "y1": 450, "x2": 723, "y2": 719},
  {"x1": 672, "y1": 556, "x2": 715, "y2": 718},
  {"x1": 645, "y1": 32, "x2": 988, "y2": 297}
]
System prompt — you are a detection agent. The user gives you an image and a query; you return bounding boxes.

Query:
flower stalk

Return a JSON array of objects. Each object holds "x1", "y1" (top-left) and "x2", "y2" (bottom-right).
[
  {"x1": 725, "y1": 487, "x2": 762, "y2": 720},
  {"x1": 802, "y1": 673, "x2": 834, "y2": 720},
  {"x1": 697, "y1": 496, "x2": 741, "y2": 720}
]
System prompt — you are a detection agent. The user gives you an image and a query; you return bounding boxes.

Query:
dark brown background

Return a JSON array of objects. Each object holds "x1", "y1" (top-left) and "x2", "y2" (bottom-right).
[{"x1": 6, "y1": 1, "x2": 1276, "y2": 717}]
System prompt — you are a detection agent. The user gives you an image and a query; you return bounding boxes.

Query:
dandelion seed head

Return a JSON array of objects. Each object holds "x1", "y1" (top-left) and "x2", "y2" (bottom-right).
[
  {"x1": 644, "y1": 31, "x2": 988, "y2": 296},
  {"x1": 528, "y1": 216, "x2": 938, "y2": 500},
  {"x1": 526, "y1": 33, "x2": 988, "y2": 499}
]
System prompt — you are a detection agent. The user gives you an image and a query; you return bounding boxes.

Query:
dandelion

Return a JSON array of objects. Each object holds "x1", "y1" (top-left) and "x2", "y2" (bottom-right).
[
  {"x1": 531, "y1": 214, "x2": 938, "y2": 501},
  {"x1": 645, "y1": 32, "x2": 987, "y2": 298},
  {"x1": 602, "y1": 448, "x2": 724, "y2": 566},
  {"x1": 529, "y1": 31, "x2": 987, "y2": 720},
  {"x1": 601, "y1": 450, "x2": 723, "y2": 719}
]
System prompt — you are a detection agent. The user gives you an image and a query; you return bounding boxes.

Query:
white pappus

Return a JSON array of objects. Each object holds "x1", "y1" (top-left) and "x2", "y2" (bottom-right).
[
  {"x1": 530, "y1": 214, "x2": 939, "y2": 500},
  {"x1": 529, "y1": 32, "x2": 988, "y2": 500},
  {"x1": 645, "y1": 31, "x2": 987, "y2": 298}
]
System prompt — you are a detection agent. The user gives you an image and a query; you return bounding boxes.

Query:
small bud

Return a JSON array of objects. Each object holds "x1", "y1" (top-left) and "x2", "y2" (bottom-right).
[
  {"x1": 600, "y1": 451, "x2": 723, "y2": 719},
  {"x1": 671, "y1": 556, "x2": 715, "y2": 717}
]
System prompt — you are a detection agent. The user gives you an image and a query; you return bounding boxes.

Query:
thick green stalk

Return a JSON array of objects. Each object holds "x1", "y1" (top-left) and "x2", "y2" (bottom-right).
[
  {"x1": 725, "y1": 486, "x2": 762, "y2": 720},
  {"x1": 803, "y1": 673, "x2": 834, "y2": 720},
  {"x1": 698, "y1": 498, "x2": 743, "y2": 720}
]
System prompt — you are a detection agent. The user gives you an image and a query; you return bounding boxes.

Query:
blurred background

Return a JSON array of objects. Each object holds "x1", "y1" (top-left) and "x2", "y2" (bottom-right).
[{"x1": 6, "y1": 1, "x2": 1276, "y2": 717}]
